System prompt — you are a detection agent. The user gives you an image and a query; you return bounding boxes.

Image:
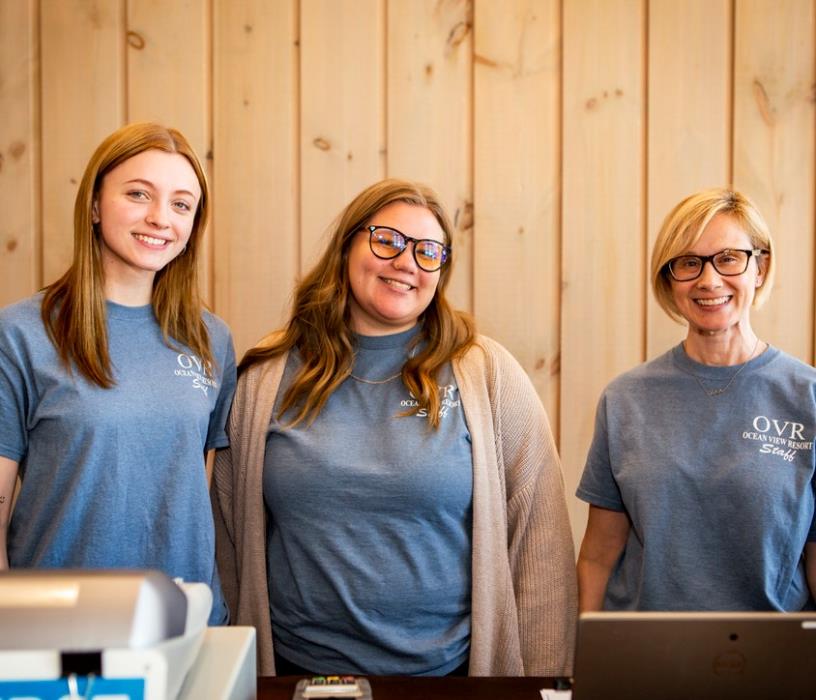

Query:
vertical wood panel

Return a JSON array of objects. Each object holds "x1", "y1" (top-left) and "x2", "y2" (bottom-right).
[
  {"x1": 561, "y1": 0, "x2": 646, "y2": 549},
  {"x1": 40, "y1": 0, "x2": 124, "y2": 285},
  {"x1": 213, "y1": 0, "x2": 298, "y2": 356},
  {"x1": 387, "y1": 0, "x2": 473, "y2": 313},
  {"x1": 8, "y1": 0, "x2": 816, "y2": 546},
  {"x1": 733, "y1": 0, "x2": 815, "y2": 362},
  {"x1": 127, "y1": 0, "x2": 213, "y2": 302},
  {"x1": 0, "y1": 0, "x2": 39, "y2": 306},
  {"x1": 646, "y1": 0, "x2": 731, "y2": 358},
  {"x1": 300, "y1": 0, "x2": 385, "y2": 269},
  {"x1": 473, "y1": 0, "x2": 560, "y2": 426}
]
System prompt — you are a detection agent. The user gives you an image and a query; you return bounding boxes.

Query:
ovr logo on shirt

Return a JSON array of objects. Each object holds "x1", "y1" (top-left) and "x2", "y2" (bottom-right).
[
  {"x1": 399, "y1": 384, "x2": 461, "y2": 419},
  {"x1": 175, "y1": 353, "x2": 217, "y2": 396},
  {"x1": 741, "y1": 415, "x2": 814, "y2": 463}
]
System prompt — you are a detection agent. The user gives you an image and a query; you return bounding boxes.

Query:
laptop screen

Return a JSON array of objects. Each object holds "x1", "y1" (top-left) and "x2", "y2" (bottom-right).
[{"x1": 572, "y1": 611, "x2": 816, "y2": 700}]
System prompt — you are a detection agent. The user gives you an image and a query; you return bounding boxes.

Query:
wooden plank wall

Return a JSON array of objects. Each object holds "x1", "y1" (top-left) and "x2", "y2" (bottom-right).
[{"x1": 2, "y1": 0, "x2": 814, "y2": 548}]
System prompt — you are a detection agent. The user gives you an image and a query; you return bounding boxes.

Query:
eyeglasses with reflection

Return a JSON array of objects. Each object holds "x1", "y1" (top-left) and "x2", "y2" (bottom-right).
[
  {"x1": 664, "y1": 248, "x2": 767, "y2": 282},
  {"x1": 365, "y1": 225, "x2": 451, "y2": 272}
]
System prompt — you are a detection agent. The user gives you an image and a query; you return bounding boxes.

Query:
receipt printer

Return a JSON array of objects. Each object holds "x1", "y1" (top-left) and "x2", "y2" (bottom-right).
[{"x1": 0, "y1": 569, "x2": 248, "y2": 700}]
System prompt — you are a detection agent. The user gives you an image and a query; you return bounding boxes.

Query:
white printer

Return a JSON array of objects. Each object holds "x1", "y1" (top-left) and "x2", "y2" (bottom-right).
[{"x1": 0, "y1": 570, "x2": 255, "y2": 700}]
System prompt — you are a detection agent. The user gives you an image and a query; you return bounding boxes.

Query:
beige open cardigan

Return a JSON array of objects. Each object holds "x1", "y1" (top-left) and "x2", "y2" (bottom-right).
[{"x1": 211, "y1": 335, "x2": 577, "y2": 676}]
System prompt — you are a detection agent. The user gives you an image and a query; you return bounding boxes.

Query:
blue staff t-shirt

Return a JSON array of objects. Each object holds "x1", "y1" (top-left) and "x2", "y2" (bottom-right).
[
  {"x1": 0, "y1": 294, "x2": 236, "y2": 624},
  {"x1": 264, "y1": 326, "x2": 473, "y2": 675},
  {"x1": 577, "y1": 343, "x2": 816, "y2": 611}
]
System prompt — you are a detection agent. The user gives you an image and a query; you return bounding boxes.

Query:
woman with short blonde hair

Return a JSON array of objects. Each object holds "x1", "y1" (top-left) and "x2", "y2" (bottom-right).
[
  {"x1": 577, "y1": 187, "x2": 815, "y2": 613},
  {"x1": 651, "y1": 188, "x2": 775, "y2": 322}
]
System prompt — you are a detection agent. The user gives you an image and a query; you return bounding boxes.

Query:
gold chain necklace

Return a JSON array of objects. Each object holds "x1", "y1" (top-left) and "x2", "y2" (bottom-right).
[
  {"x1": 349, "y1": 369, "x2": 402, "y2": 385},
  {"x1": 348, "y1": 345, "x2": 416, "y2": 385},
  {"x1": 681, "y1": 337, "x2": 761, "y2": 397}
]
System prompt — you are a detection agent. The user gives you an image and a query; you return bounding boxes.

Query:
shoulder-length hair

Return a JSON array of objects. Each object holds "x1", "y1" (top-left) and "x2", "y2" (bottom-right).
[
  {"x1": 651, "y1": 187, "x2": 775, "y2": 323},
  {"x1": 241, "y1": 178, "x2": 477, "y2": 428},
  {"x1": 41, "y1": 121, "x2": 212, "y2": 387}
]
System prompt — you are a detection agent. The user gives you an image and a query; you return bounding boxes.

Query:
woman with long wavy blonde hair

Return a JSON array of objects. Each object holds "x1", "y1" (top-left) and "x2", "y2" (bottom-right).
[
  {"x1": 0, "y1": 122, "x2": 236, "y2": 624},
  {"x1": 213, "y1": 178, "x2": 576, "y2": 676}
]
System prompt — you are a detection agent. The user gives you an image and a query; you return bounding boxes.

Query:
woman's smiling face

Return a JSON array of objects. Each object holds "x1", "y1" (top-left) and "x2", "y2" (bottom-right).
[
  {"x1": 346, "y1": 202, "x2": 445, "y2": 336},
  {"x1": 94, "y1": 149, "x2": 200, "y2": 288},
  {"x1": 670, "y1": 213, "x2": 764, "y2": 338}
]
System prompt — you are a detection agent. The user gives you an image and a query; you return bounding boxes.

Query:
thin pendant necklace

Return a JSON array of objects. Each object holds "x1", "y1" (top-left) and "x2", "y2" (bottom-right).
[{"x1": 681, "y1": 337, "x2": 762, "y2": 397}]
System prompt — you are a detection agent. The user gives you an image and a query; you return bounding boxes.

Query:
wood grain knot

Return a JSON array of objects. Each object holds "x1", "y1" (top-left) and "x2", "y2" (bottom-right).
[
  {"x1": 127, "y1": 31, "x2": 146, "y2": 50},
  {"x1": 446, "y1": 21, "x2": 471, "y2": 52},
  {"x1": 474, "y1": 54, "x2": 498, "y2": 68},
  {"x1": 87, "y1": 6, "x2": 102, "y2": 29},
  {"x1": 455, "y1": 200, "x2": 474, "y2": 231},
  {"x1": 9, "y1": 141, "x2": 26, "y2": 159},
  {"x1": 313, "y1": 137, "x2": 331, "y2": 151},
  {"x1": 550, "y1": 352, "x2": 561, "y2": 376},
  {"x1": 752, "y1": 79, "x2": 774, "y2": 126},
  {"x1": 6, "y1": 239, "x2": 18, "y2": 253},
  {"x1": 586, "y1": 89, "x2": 624, "y2": 111}
]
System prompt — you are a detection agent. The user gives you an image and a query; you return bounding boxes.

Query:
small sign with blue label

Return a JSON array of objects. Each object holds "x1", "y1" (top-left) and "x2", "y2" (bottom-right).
[{"x1": 0, "y1": 676, "x2": 144, "y2": 699}]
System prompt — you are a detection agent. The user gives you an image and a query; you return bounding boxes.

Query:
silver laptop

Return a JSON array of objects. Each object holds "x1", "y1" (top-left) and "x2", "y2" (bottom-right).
[{"x1": 572, "y1": 611, "x2": 816, "y2": 700}]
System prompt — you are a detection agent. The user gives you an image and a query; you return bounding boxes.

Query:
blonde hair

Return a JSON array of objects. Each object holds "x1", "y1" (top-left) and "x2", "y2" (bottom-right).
[
  {"x1": 41, "y1": 122, "x2": 213, "y2": 387},
  {"x1": 651, "y1": 188, "x2": 775, "y2": 323},
  {"x1": 241, "y1": 178, "x2": 477, "y2": 428}
]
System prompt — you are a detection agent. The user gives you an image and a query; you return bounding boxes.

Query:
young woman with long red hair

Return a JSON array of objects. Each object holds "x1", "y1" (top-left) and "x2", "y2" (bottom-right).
[{"x1": 0, "y1": 122, "x2": 236, "y2": 624}]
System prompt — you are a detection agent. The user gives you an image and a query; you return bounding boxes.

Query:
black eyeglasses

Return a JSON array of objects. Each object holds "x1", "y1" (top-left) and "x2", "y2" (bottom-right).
[
  {"x1": 365, "y1": 225, "x2": 451, "y2": 272},
  {"x1": 665, "y1": 248, "x2": 767, "y2": 281}
]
